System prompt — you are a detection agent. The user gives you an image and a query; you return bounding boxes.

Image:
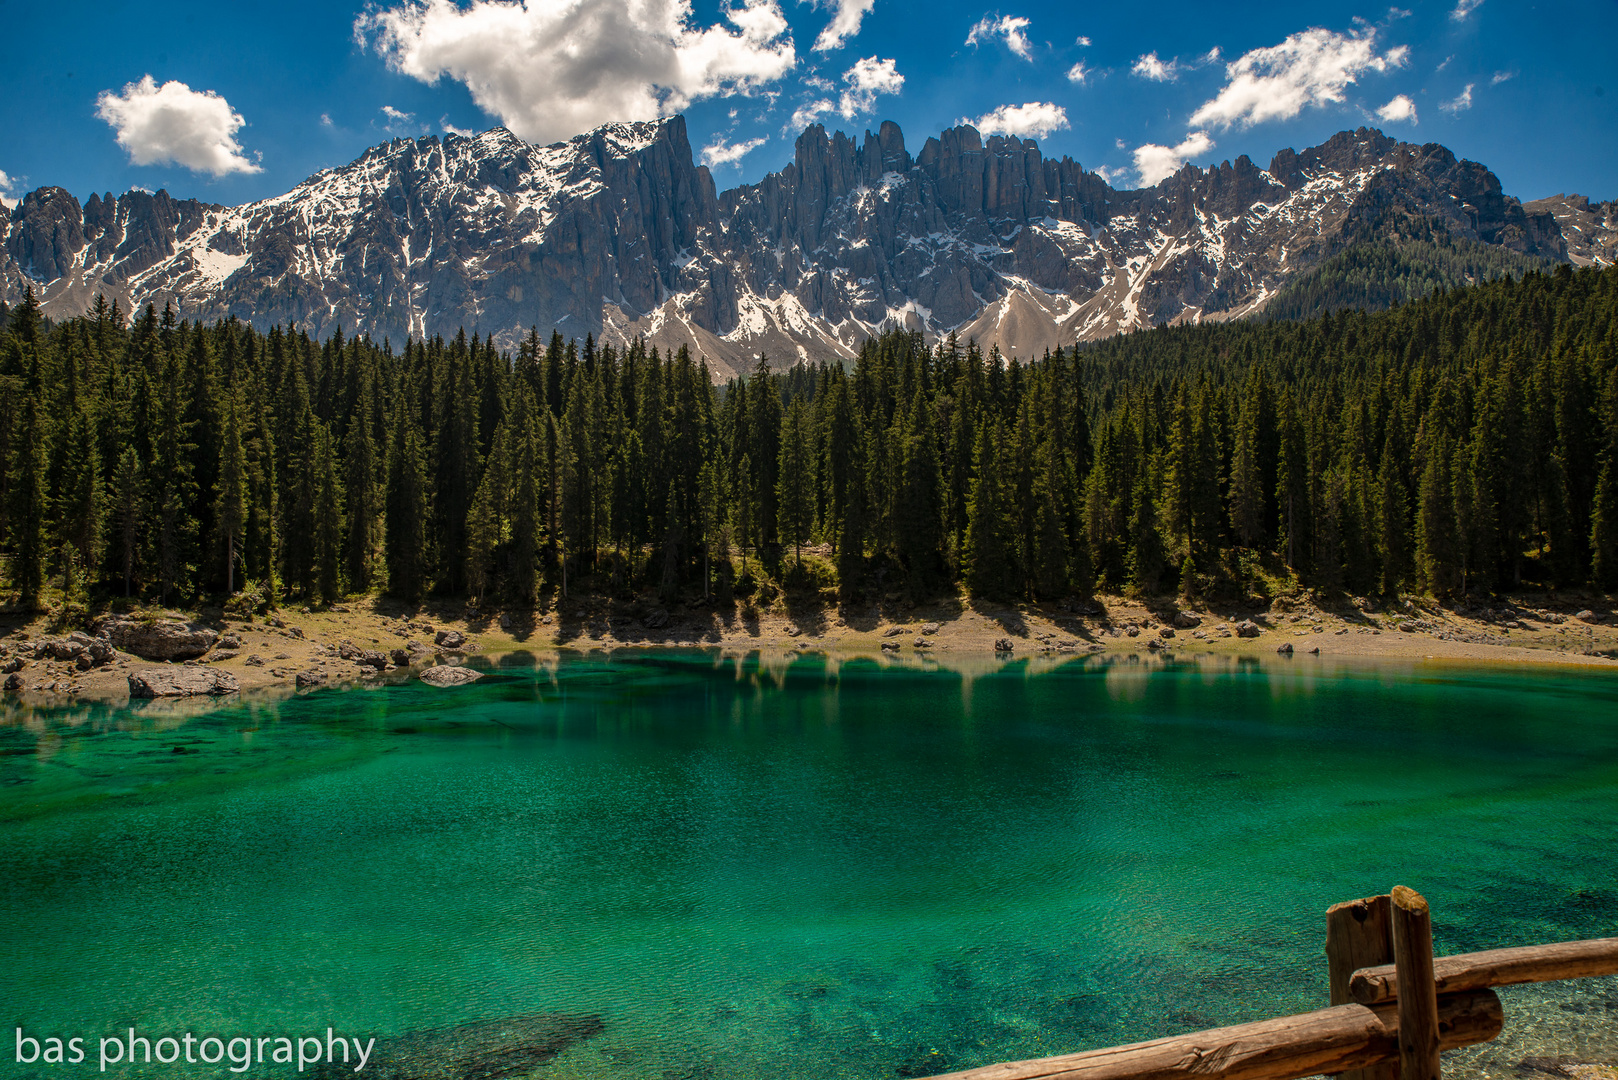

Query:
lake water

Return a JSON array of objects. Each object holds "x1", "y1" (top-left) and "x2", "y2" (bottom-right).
[{"x1": 2, "y1": 651, "x2": 1616, "y2": 1079}]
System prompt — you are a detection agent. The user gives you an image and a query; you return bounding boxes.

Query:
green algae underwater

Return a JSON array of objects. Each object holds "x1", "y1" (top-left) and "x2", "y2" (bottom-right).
[{"x1": 1, "y1": 651, "x2": 1616, "y2": 1080}]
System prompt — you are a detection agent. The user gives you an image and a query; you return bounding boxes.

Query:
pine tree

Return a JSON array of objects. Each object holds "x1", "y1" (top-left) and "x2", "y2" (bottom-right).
[
  {"x1": 385, "y1": 393, "x2": 429, "y2": 602},
  {"x1": 9, "y1": 396, "x2": 48, "y2": 607},
  {"x1": 964, "y1": 419, "x2": 1014, "y2": 598},
  {"x1": 896, "y1": 387, "x2": 944, "y2": 591},
  {"x1": 776, "y1": 395, "x2": 812, "y2": 563},
  {"x1": 1415, "y1": 429, "x2": 1458, "y2": 595},
  {"x1": 343, "y1": 362, "x2": 381, "y2": 592},
  {"x1": 112, "y1": 448, "x2": 143, "y2": 597},
  {"x1": 312, "y1": 424, "x2": 344, "y2": 604},
  {"x1": 214, "y1": 386, "x2": 249, "y2": 594}
]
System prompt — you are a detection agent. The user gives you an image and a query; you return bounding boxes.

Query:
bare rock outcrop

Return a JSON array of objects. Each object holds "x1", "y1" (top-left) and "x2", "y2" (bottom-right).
[{"x1": 96, "y1": 616, "x2": 219, "y2": 661}]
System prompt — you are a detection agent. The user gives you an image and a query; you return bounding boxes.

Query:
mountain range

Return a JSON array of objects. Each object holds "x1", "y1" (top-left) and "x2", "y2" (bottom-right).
[{"x1": 3, "y1": 115, "x2": 1613, "y2": 376}]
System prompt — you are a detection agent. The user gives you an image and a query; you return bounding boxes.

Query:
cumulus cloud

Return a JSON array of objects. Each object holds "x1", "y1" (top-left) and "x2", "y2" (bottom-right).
[
  {"x1": 836, "y1": 55, "x2": 903, "y2": 117},
  {"x1": 442, "y1": 116, "x2": 474, "y2": 136},
  {"x1": 1440, "y1": 83, "x2": 1474, "y2": 113},
  {"x1": 787, "y1": 54, "x2": 902, "y2": 127},
  {"x1": 701, "y1": 133, "x2": 767, "y2": 165},
  {"x1": 1093, "y1": 164, "x2": 1129, "y2": 186},
  {"x1": 356, "y1": 0, "x2": 798, "y2": 145},
  {"x1": 94, "y1": 75, "x2": 261, "y2": 176},
  {"x1": 1075, "y1": 34, "x2": 1091, "y2": 46},
  {"x1": 1450, "y1": 0, "x2": 1484, "y2": 20},
  {"x1": 320, "y1": 112, "x2": 334, "y2": 127},
  {"x1": 1376, "y1": 94, "x2": 1417, "y2": 122},
  {"x1": 961, "y1": 101, "x2": 1069, "y2": 140},
  {"x1": 965, "y1": 14, "x2": 1034, "y2": 60},
  {"x1": 1132, "y1": 130, "x2": 1214, "y2": 185},
  {"x1": 1188, "y1": 26, "x2": 1407, "y2": 129},
  {"x1": 790, "y1": 99, "x2": 834, "y2": 128},
  {"x1": 813, "y1": 0, "x2": 874, "y2": 51},
  {"x1": 1131, "y1": 51, "x2": 1180, "y2": 81},
  {"x1": 1066, "y1": 61, "x2": 1089, "y2": 84}
]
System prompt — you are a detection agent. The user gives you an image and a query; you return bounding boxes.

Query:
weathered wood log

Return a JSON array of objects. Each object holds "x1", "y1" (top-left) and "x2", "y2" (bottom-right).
[
  {"x1": 1349, "y1": 937, "x2": 1618, "y2": 1005},
  {"x1": 1391, "y1": 886, "x2": 1440, "y2": 1080},
  {"x1": 923, "y1": 991, "x2": 1503, "y2": 1080},
  {"x1": 1326, "y1": 894, "x2": 1397, "y2": 1080}
]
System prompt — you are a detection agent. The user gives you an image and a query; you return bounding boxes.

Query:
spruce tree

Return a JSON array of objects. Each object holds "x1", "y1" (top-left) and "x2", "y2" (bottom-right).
[
  {"x1": 312, "y1": 424, "x2": 344, "y2": 604},
  {"x1": 385, "y1": 393, "x2": 429, "y2": 602},
  {"x1": 214, "y1": 386, "x2": 249, "y2": 594},
  {"x1": 777, "y1": 396, "x2": 812, "y2": 563},
  {"x1": 964, "y1": 420, "x2": 1014, "y2": 598}
]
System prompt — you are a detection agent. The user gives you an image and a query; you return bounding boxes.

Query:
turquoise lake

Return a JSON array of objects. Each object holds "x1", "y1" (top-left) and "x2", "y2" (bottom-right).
[{"x1": 1, "y1": 651, "x2": 1616, "y2": 1079}]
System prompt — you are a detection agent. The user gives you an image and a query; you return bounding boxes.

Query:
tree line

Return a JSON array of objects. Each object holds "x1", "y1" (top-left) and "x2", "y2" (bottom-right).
[{"x1": 0, "y1": 260, "x2": 1614, "y2": 613}]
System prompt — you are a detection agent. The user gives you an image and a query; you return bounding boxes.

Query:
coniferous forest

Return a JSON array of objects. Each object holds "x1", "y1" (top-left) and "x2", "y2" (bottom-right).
[{"x1": 0, "y1": 261, "x2": 1615, "y2": 617}]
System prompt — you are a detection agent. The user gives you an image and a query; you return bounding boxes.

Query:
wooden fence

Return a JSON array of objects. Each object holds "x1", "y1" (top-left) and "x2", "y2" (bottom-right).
[{"x1": 924, "y1": 886, "x2": 1618, "y2": 1080}]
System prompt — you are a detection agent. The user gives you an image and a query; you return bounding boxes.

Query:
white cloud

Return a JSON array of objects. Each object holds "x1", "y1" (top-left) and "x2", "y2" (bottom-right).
[
  {"x1": 1491, "y1": 69, "x2": 1514, "y2": 84},
  {"x1": 790, "y1": 99, "x2": 835, "y2": 129},
  {"x1": 1075, "y1": 34, "x2": 1091, "y2": 47},
  {"x1": 320, "y1": 113, "x2": 334, "y2": 127},
  {"x1": 1376, "y1": 94, "x2": 1417, "y2": 122},
  {"x1": 1188, "y1": 26, "x2": 1407, "y2": 129},
  {"x1": 0, "y1": 169, "x2": 18, "y2": 193},
  {"x1": 1132, "y1": 130, "x2": 1214, "y2": 185},
  {"x1": 1132, "y1": 51, "x2": 1180, "y2": 81},
  {"x1": 356, "y1": 0, "x2": 798, "y2": 145},
  {"x1": 1450, "y1": 0, "x2": 1484, "y2": 20},
  {"x1": 94, "y1": 75, "x2": 261, "y2": 176},
  {"x1": 1204, "y1": 46, "x2": 1222, "y2": 63},
  {"x1": 813, "y1": 0, "x2": 874, "y2": 51},
  {"x1": 1440, "y1": 83, "x2": 1474, "y2": 113},
  {"x1": 836, "y1": 55, "x2": 903, "y2": 118},
  {"x1": 1437, "y1": 54, "x2": 1454, "y2": 71},
  {"x1": 961, "y1": 101, "x2": 1069, "y2": 140},
  {"x1": 965, "y1": 14, "x2": 1034, "y2": 60},
  {"x1": 701, "y1": 133, "x2": 767, "y2": 165},
  {"x1": 1066, "y1": 61, "x2": 1089, "y2": 83},
  {"x1": 804, "y1": 73, "x2": 834, "y2": 91},
  {"x1": 1384, "y1": 44, "x2": 1409, "y2": 66},
  {"x1": 1114, "y1": 137, "x2": 1126, "y2": 149},
  {"x1": 442, "y1": 116, "x2": 474, "y2": 136},
  {"x1": 1093, "y1": 164, "x2": 1129, "y2": 186}
]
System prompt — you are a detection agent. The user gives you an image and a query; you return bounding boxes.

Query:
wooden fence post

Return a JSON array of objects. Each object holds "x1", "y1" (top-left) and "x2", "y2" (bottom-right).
[
  {"x1": 1391, "y1": 885, "x2": 1441, "y2": 1080},
  {"x1": 1326, "y1": 894, "x2": 1397, "y2": 1080}
]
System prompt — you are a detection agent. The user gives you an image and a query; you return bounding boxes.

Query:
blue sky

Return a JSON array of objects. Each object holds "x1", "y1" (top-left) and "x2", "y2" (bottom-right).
[{"x1": 1, "y1": 0, "x2": 1613, "y2": 208}]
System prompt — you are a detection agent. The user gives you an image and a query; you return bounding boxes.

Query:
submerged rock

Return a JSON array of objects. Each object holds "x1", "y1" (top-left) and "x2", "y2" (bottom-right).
[
  {"x1": 128, "y1": 668, "x2": 240, "y2": 698},
  {"x1": 420, "y1": 665, "x2": 482, "y2": 687},
  {"x1": 313, "y1": 1012, "x2": 604, "y2": 1080}
]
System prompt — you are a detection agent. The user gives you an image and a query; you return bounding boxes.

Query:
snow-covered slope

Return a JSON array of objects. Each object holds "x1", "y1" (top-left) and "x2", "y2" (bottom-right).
[{"x1": 0, "y1": 118, "x2": 1587, "y2": 375}]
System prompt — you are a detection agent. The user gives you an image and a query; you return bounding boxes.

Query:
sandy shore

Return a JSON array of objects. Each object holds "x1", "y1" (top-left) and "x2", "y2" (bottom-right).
[{"x1": 3, "y1": 588, "x2": 1617, "y2": 703}]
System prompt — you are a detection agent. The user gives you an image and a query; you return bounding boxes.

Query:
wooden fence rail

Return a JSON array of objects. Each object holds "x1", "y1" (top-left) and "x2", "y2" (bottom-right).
[{"x1": 923, "y1": 887, "x2": 1618, "y2": 1080}]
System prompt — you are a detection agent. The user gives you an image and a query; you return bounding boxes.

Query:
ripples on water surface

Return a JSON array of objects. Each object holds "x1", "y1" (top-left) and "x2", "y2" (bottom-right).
[{"x1": 1, "y1": 651, "x2": 1615, "y2": 1079}]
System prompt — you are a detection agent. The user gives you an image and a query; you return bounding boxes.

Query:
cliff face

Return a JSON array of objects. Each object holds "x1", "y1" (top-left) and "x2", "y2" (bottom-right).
[{"x1": 0, "y1": 117, "x2": 1592, "y2": 376}]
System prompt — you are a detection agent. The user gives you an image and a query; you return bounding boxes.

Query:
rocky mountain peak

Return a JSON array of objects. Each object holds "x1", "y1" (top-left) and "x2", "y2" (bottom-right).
[{"x1": 1, "y1": 118, "x2": 1610, "y2": 377}]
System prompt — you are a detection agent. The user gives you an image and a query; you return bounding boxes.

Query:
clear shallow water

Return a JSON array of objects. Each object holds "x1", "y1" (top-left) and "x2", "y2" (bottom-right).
[{"x1": 1, "y1": 652, "x2": 1616, "y2": 1079}]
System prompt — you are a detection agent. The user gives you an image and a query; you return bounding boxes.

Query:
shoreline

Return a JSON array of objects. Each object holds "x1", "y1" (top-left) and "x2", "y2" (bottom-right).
[{"x1": 4, "y1": 590, "x2": 1618, "y2": 705}]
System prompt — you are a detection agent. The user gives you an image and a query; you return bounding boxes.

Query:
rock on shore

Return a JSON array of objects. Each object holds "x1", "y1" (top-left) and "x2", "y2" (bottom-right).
[{"x1": 97, "y1": 616, "x2": 219, "y2": 661}]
